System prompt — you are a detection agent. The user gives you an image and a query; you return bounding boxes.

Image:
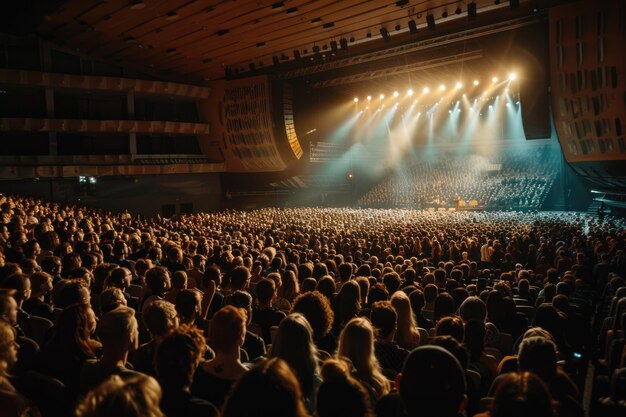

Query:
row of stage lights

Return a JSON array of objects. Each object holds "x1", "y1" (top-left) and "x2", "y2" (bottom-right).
[{"x1": 352, "y1": 73, "x2": 517, "y2": 103}]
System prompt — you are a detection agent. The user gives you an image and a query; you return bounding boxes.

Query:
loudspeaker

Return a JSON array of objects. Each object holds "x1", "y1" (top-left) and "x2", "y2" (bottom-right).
[
  {"x1": 380, "y1": 27, "x2": 390, "y2": 41},
  {"x1": 426, "y1": 14, "x2": 435, "y2": 31},
  {"x1": 339, "y1": 38, "x2": 348, "y2": 50},
  {"x1": 468, "y1": 2, "x2": 477, "y2": 19},
  {"x1": 408, "y1": 20, "x2": 417, "y2": 34},
  {"x1": 293, "y1": 50, "x2": 301, "y2": 60},
  {"x1": 272, "y1": 56, "x2": 280, "y2": 67},
  {"x1": 248, "y1": 62, "x2": 256, "y2": 71},
  {"x1": 330, "y1": 40, "x2": 338, "y2": 53}
]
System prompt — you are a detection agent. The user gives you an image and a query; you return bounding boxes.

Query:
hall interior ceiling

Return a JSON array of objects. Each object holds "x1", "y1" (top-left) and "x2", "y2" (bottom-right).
[{"x1": 28, "y1": 0, "x2": 538, "y2": 83}]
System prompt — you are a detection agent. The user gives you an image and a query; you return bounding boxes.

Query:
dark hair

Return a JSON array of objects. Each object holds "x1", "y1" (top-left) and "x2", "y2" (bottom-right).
[
  {"x1": 222, "y1": 358, "x2": 308, "y2": 417},
  {"x1": 156, "y1": 325, "x2": 206, "y2": 389},
  {"x1": 433, "y1": 293, "x2": 455, "y2": 323},
  {"x1": 400, "y1": 346, "x2": 466, "y2": 417},
  {"x1": 256, "y1": 278, "x2": 276, "y2": 304},
  {"x1": 491, "y1": 372, "x2": 554, "y2": 417},
  {"x1": 435, "y1": 316, "x2": 464, "y2": 342},
  {"x1": 230, "y1": 266, "x2": 250, "y2": 290},
  {"x1": 370, "y1": 301, "x2": 397, "y2": 339},
  {"x1": 317, "y1": 359, "x2": 373, "y2": 417},
  {"x1": 291, "y1": 291, "x2": 334, "y2": 340}
]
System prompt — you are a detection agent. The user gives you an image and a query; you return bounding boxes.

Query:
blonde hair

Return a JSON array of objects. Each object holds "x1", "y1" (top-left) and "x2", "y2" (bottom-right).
[
  {"x1": 390, "y1": 291, "x2": 420, "y2": 350},
  {"x1": 269, "y1": 313, "x2": 319, "y2": 397},
  {"x1": 76, "y1": 374, "x2": 164, "y2": 417},
  {"x1": 338, "y1": 317, "x2": 390, "y2": 399}
]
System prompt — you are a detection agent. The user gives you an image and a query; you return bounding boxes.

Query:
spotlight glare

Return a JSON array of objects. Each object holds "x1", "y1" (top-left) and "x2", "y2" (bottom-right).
[
  {"x1": 508, "y1": 72, "x2": 517, "y2": 81},
  {"x1": 407, "y1": 89, "x2": 414, "y2": 96},
  {"x1": 379, "y1": 94, "x2": 385, "y2": 99},
  {"x1": 423, "y1": 87, "x2": 430, "y2": 94},
  {"x1": 455, "y1": 81, "x2": 462, "y2": 89},
  {"x1": 505, "y1": 88, "x2": 509, "y2": 93},
  {"x1": 491, "y1": 76, "x2": 498, "y2": 83},
  {"x1": 367, "y1": 95, "x2": 372, "y2": 101},
  {"x1": 462, "y1": 93, "x2": 466, "y2": 97},
  {"x1": 439, "y1": 84, "x2": 446, "y2": 91},
  {"x1": 366, "y1": 106, "x2": 369, "y2": 109},
  {"x1": 473, "y1": 80, "x2": 479, "y2": 86},
  {"x1": 393, "y1": 91, "x2": 399, "y2": 98},
  {"x1": 353, "y1": 97, "x2": 359, "y2": 103}
]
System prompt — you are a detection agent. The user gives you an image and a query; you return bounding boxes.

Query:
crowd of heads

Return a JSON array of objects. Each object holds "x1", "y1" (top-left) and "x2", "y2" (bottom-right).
[
  {"x1": 359, "y1": 147, "x2": 559, "y2": 209},
  {"x1": 0, "y1": 192, "x2": 624, "y2": 417}
]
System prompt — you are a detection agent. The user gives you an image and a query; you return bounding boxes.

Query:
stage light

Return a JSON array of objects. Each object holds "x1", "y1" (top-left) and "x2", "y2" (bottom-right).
[
  {"x1": 393, "y1": 91, "x2": 399, "y2": 98},
  {"x1": 473, "y1": 80, "x2": 479, "y2": 86},
  {"x1": 407, "y1": 89, "x2": 414, "y2": 96},
  {"x1": 508, "y1": 72, "x2": 517, "y2": 81},
  {"x1": 439, "y1": 84, "x2": 446, "y2": 91},
  {"x1": 423, "y1": 87, "x2": 430, "y2": 94},
  {"x1": 462, "y1": 93, "x2": 466, "y2": 97},
  {"x1": 455, "y1": 81, "x2": 462, "y2": 89},
  {"x1": 367, "y1": 95, "x2": 372, "y2": 101},
  {"x1": 492, "y1": 76, "x2": 498, "y2": 83},
  {"x1": 505, "y1": 88, "x2": 509, "y2": 93},
  {"x1": 366, "y1": 106, "x2": 369, "y2": 109},
  {"x1": 379, "y1": 94, "x2": 385, "y2": 99},
  {"x1": 354, "y1": 97, "x2": 359, "y2": 103}
]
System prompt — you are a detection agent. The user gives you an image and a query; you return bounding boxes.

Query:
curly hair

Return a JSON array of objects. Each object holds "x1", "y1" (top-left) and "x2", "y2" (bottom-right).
[{"x1": 291, "y1": 291, "x2": 334, "y2": 341}]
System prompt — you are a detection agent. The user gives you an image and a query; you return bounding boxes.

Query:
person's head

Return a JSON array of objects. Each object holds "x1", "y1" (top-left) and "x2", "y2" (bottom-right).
[
  {"x1": 143, "y1": 300, "x2": 178, "y2": 339},
  {"x1": 399, "y1": 345, "x2": 467, "y2": 417},
  {"x1": 0, "y1": 319, "x2": 18, "y2": 377},
  {"x1": 435, "y1": 316, "x2": 465, "y2": 342},
  {"x1": 52, "y1": 302, "x2": 100, "y2": 357},
  {"x1": 0, "y1": 294, "x2": 18, "y2": 326},
  {"x1": 99, "y1": 287, "x2": 128, "y2": 315},
  {"x1": 433, "y1": 293, "x2": 455, "y2": 322},
  {"x1": 458, "y1": 296, "x2": 487, "y2": 323},
  {"x1": 97, "y1": 306, "x2": 139, "y2": 352},
  {"x1": 291, "y1": 291, "x2": 333, "y2": 341},
  {"x1": 227, "y1": 290, "x2": 253, "y2": 325},
  {"x1": 491, "y1": 372, "x2": 554, "y2": 417},
  {"x1": 278, "y1": 270, "x2": 299, "y2": 301},
  {"x1": 145, "y1": 266, "x2": 170, "y2": 296},
  {"x1": 76, "y1": 374, "x2": 164, "y2": 417},
  {"x1": 210, "y1": 305, "x2": 246, "y2": 354},
  {"x1": 1, "y1": 273, "x2": 31, "y2": 306},
  {"x1": 463, "y1": 319, "x2": 486, "y2": 362},
  {"x1": 171, "y1": 271, "x2": 188, "y2": 290},
  {"x1": 382, "y1": 272, "x2": 401, "y2": 295},
  {"x1": 338, "y1": 317, "x2": 390, "y2": 398},
  {"x1": 423, "y1": 284, "x2": 438, "y2": 303},
  {"x1": 230, "y1": 266, "x2": 251, "y2": 291},
  {"x1": 390, "y1": 291, "x2": 416, "y2": 329},
  {"x1": 155, "y1": 325, "x2": 206, "y2": 390},
  {"x1": 29, "y1": 271, "x2": 53, "y2": 298},
  {"x1": 175, "y1": 289, "x2": 201, "y2": 324},
  {"x1": 105, "y1": 267, "x2": 132, "y2": 290},
  {"x1": 317, "y1": 359, "x2": 373, "y2": 417},
  {"x1": 370, "y1": 301, "x2": 397, "y2": 341},
  {"x1": 256, "y1": 278, "x2": 276, "y2": 305},
  {"x1": 317, "y1": 276, "x2": 336, "y2": 301},
  {"x1": 517, "y1": 336, "x2": 557, "y2": 384},
  {"x1": 269, "y1": 313, "x2": 319, "y2": 396},
  {"x1": 222, "y1": 358, "x2": 308, "y2": 417}
]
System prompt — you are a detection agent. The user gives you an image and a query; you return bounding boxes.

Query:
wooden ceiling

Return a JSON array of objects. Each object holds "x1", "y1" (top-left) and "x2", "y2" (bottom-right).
[{"x1": 31, "y1": 0, "x2": 536, "y2": 83}]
